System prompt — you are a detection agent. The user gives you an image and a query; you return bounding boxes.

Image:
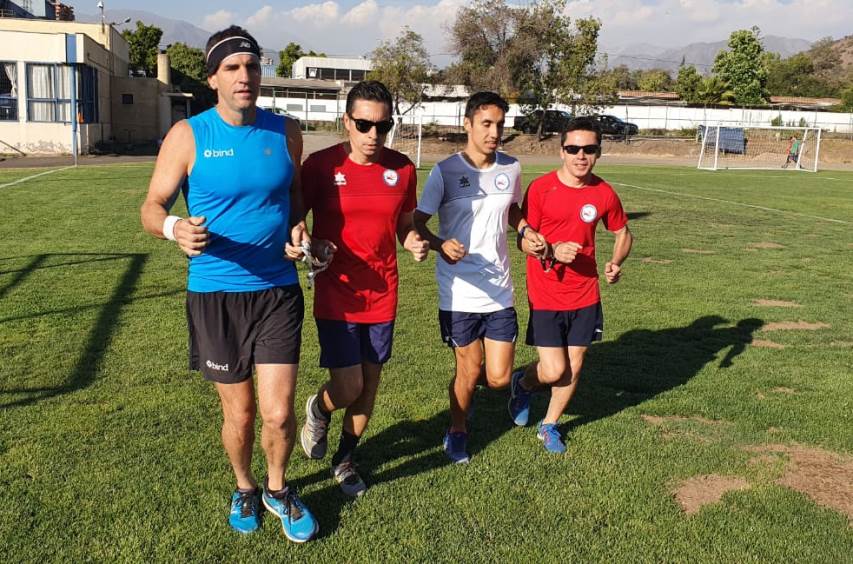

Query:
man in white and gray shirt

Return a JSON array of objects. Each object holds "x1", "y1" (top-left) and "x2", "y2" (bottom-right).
[{"x1": 414, "y1": 91, "x2": 546, "y2": 463}]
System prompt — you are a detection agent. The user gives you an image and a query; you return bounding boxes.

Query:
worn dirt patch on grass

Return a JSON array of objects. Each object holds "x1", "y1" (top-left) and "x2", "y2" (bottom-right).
[
  {"x1": 753, "y1": 299, "x2": 801, "y2": 308},
  {"x1": 681, "y1": 248, "x2": 716, "y2": 254},
  {"x1": 747, "y1": 242, "x2": 786, "y2": 249},
  {"x1": 752, "y1": 339, "x2": 786, "y2": 349},
  {"x1": 762, "y1": 321, "x2": 830, "y2": 331},
  {"x1": 673, "y1": 474, "x2": 751, "y2": 515},
  {"x1": 745, "y1": 444, "x2": 853, "y2": 521},
  {"x1": 641, "y1": 257, "x2": 673, "y2": 264},
  {"x1": 771, "y1": 387, "x2": 796, "y2": 395}
]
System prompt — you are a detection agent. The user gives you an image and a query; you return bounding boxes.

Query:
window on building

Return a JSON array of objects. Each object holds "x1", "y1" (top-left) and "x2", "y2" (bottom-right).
[
  {"x1": 350, "y1": 70, "x2": 365, "y2": 82},
  {"x1": 26, "y1": 64, "x2": 99, "y2": 124},
  {"x1": 122, "y1": 93, "x2": 134, "y2": 104},
  {"x1": 286, "y1": 104, "x2": 303, "y2": 112},
  {"x1": 0, "y1": 62, "x2": 18, "y2": 121}
]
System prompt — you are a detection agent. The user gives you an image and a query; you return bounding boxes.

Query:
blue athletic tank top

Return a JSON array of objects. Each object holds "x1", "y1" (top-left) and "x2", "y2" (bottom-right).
[{"x1": 185, "y1": 107, "x2": 297, "y2": 292}]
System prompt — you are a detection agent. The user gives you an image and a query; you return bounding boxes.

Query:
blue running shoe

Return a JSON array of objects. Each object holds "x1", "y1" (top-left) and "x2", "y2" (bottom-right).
[
  {"x1": 536, "y1": 421, "x2": 567, "y2": 454},
  {"x1": 262, "y1": 483, "x2": 319, "y2": 543},
  {"x1": 509, "y1": 368, "x2": 531, "y2": 426},
  {"x1": 443, "y1": 430, "x2": 470, "y2": 464},
  {"x1": 228, "y1": 488, "x2": 261, "y2": 534}
]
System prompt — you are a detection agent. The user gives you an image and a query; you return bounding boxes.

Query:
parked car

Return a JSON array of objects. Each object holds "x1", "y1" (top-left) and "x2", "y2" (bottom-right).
[
  {"x1": 513, "y1": 109, "x2": 573, "y2": 134},
  {"x1": 586, "y1": 114, "x2": 639, "y2": 136},
  {"x1": 262, "y1": 106, "x2": 302, "y2": 124}
]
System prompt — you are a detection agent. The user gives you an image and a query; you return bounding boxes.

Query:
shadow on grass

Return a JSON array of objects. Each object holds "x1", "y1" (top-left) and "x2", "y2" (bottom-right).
[
  {"x1": 563, "y1": 315, "x2": 764, "y2": 432},
  {"x1": 293, "y1": 403, "x2": 514, "y2": 538},
  {"x1": 0, "y1": 252, "x2": 149, "y2": 409},
  {"x1": 291, "y1": 315, "x2": 764, "y2": 537},
  {"x1": 626, "y1": 211, "x2": 651, "y2": 221}
]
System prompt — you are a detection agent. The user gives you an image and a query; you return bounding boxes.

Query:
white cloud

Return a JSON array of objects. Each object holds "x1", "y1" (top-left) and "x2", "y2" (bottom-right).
[
  {"x1": 290, "y1": 1, "x2": 340, "y2": 24},
  {"x1": 247, "y1": 5, "x2": 276, "y2": 28},
  {"x1": 342, "y1": 0, "x2": 379, "y2": 26},
  {"x1": 202, "y1": 9, "x2": 236, "y2": 32}
]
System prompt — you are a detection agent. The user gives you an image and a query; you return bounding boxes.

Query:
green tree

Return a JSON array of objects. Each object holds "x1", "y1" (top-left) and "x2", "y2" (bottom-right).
[
  {"x1": 368, "y1": 27, "x2": 433, "y2": 117},
  {"x1": 711, "y1": 26, "x2": 769, "y2": 105},
  {"x1": 765, "y1": 52, "x2": 828, "y2": 97},
  {"x1": 636, "y1": 69, "x2": 674, "y2": 92},
  {"x1": 277, "y1": 43, "x2": 326, "y2": 77},
  {"x1": 676, "y1": 64, "x2": 702, "y2": 103},
  {"x1": 601, "y1": 65, "x2": 637, "y2": 90},
  {"x1": 696, "y1": 75, "x2": 735, "y2": 105},
  {"x1": 840, "y1": 85, "x2": 853, "y2": 111},
  {"x1": 166, "y1": 42, "x2": 214, "y2": 112},
  {"x1": 551, "y1": 16, "x2": 615, "y2": 115},
  {"x1": 122, "y1": 21, "x2": 163, "y2": 77}
]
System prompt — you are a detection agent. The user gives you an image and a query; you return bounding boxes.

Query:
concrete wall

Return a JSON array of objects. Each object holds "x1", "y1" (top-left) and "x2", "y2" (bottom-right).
[{"x1": 110, "y1": 76, "x2": 160, "y2": 144}]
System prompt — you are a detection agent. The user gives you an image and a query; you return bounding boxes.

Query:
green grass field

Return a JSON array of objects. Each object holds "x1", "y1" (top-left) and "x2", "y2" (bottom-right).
[{"x1": 1, "y1": 162, "x2": 851, "y2": 561}]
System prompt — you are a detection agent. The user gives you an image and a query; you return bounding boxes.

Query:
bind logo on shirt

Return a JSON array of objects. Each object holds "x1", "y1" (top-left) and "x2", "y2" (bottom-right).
[
  {"x1": 203, "y1": 148, "x2": 235, "y2": 158},
  {"x1": 383, "y1": 169, "x2": 399, "y2": 186},
  {"x1": 580, "y1": 204, "x2": 598, "y2": 223},
  {"x1": 206, "y1": 360, "x2": 230, "y2": 372}
]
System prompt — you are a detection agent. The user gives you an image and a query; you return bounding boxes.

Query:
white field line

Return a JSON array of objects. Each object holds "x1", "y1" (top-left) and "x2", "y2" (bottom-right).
[
  {"x1": 612, "y1": 181, "x2": 851, "y2": 225},
  {"x1": 0, "y1": 166, "x2": 74, "y2": 189}
]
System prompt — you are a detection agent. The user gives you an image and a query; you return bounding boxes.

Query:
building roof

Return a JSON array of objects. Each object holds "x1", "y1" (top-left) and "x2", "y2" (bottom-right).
[
  {"x1": 769, "y1": 96, "x2": 842, "y2": 108},
  {"x1": 260, "y1": 77, "x2": 344, "y2": 91}
]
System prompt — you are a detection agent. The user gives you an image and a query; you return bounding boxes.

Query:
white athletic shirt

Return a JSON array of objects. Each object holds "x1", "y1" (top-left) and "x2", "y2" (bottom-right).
[{"x1": 417, "y1": 152, "x2": 522, "y2": 313}]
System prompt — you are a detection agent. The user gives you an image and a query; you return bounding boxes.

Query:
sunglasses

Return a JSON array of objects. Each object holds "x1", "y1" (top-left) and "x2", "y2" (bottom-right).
[
  {"x1": 349, "y1": 116, "x2": 394, "y2": 135},
  {"x1": 562, "y1": 144, "x2": 600, "y2": 155}
]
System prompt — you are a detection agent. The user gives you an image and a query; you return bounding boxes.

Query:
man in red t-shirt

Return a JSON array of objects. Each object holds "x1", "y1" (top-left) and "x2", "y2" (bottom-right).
[
  {"x1": 509, "y1": 117, "x2": 634, "y2": 453},
  {"x1": 299, "y1": 81, "x2": 429, "y2": 496}
]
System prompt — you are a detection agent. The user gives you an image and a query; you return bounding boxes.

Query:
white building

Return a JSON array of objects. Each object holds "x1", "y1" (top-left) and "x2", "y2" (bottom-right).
[{"x1": 292, "y1": 56, "x2": 371, "y2": 82}]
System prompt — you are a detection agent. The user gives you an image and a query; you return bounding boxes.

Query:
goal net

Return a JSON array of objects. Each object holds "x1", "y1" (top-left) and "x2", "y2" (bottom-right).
[
  {"x1": 697, "y1": 125, "x2": 821, "y2": 172},
  {"x1": 385, "y1": 113, "x2": 423, "y2": 168}
]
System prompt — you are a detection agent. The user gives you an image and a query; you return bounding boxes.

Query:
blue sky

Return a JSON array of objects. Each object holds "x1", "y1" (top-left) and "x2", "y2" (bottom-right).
[{"x1": 70, "y1": 0, "x2": 852, "y2": 57}]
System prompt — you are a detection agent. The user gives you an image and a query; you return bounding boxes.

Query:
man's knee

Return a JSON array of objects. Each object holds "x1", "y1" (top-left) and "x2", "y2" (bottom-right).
[
  {"x1": 331, "y1": 376, "x2": 364, "y2": 406},
  {"x1": 485, "y1": 366, "x2": 511, "y2": 388},
  {"x1": 538, "y1": 359, "x2": 567, "y2": 384},
  {"x1": 260, "y1": 405, "x2": 295, "y2": 430},
  {"x1": 224, "y1": 406, "x2": 256, "y2": 434}
]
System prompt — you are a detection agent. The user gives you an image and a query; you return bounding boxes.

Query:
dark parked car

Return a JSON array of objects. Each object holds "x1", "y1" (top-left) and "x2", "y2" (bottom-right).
[
  {"x1": 587, "y1": 114, "x2": 639, "y2": 136},
  {"x1": 513, "y1": 109, "x2": 573, "y2": 134}
]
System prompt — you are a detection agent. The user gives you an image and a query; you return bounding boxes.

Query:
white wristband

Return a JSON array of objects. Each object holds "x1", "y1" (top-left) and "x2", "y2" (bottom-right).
[{"x1": 163, "y1": 215, "x2": 182, "y2": 241}]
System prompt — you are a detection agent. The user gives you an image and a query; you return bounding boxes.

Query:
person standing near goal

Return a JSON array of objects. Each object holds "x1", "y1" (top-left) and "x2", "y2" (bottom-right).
[
  {"x1": 413, "y1": 91, "x2": 547, "y2": 464},
  {"x1": 783, "y1": 135, "x2": 800, "y2": 168},
  {"x1": 509, "y1": 117, "x2": 633, "y2": 453},
  {"x1": 140, "y1": 26, "x2": 321, "y2": 541},
  {"x1": 299, "y1": 81, "x2": 429, "y2": 496}
]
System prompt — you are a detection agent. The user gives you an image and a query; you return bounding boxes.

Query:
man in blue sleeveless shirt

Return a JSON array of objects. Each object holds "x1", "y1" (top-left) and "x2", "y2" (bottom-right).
[{"x1": 141, "y1": 26, "x2": 318, "y2": 542}]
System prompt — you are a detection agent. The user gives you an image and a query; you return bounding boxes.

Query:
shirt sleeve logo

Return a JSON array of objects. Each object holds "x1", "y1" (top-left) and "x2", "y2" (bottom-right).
[
  {"x1": 580, "y1": 204, "x2": 598, "y2": 223},
  {"x1": 334, "y1": 171, "x2": 347, "y2": 186},
  {"x1": 383, "y1": 169, "x2": 399, "y2": 186},
  {"x1": 495, "y1": 173, "x2": 510, "y2": 191},
  {"x1": 459, "y1": 175, "x2": 471, "y2": 188}
]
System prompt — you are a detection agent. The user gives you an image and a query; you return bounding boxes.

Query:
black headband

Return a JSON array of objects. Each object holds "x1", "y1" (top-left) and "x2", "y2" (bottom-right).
[{"x1": 206, "y1": 36, "x2": 261, "y2": 76}]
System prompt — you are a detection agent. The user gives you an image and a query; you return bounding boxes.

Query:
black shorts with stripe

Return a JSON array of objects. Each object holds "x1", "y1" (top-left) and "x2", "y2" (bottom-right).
[{"x1": 186, "y1": 285, "x2": 304, "y2": 384}]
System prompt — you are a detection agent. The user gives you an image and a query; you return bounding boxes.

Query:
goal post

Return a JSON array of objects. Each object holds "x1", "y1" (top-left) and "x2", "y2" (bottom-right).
[
  {"x1": 697, "y1": 125, "x2": 821, "y2": 172},
  {"x1": 385, "y1": 113, "x2": 423, "y2": 168}
]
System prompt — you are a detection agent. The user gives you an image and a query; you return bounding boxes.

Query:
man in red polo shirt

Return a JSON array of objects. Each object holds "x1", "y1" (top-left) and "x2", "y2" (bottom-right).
[
  {"x1": 299, "y1": 81, "x2": 428, "y2": 496},
  {"x1": 509, "y1": 116, "x2": 633, "y2": 453}
]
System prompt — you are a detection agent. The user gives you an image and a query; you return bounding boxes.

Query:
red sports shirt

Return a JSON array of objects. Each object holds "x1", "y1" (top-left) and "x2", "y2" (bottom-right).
[
  {"x1": 523, "y1": 171, "x2": 628, "y2": 311},
  {"x1": 302, "y1": 144, "x2": 417, "y2": 322}
]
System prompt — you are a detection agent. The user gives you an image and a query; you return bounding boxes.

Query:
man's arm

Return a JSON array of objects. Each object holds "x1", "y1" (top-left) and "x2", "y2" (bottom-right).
[
  {"x1": 397, "y1": 211, "x2": 429, "y2": 262},
  {"x1": 604, "y1": 225, "x2": 634, "y2": 284},
  {"x1": 509, "y1": 203, "x2": 547, "y2": 257},
  {"x1": 413, "y1": 209, "x2": 465, "y2": 264},
  {"x1": 284, "y1": 118, "x2": 309, "y2": 260},
  {"x1": 140, "y1": 121, "x2": 208, "y2": 256}
]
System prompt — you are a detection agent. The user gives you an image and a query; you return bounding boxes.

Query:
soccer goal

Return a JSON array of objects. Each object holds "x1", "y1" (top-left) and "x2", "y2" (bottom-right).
[
  {"x1": 385, "y1": 113, "x2": 423, "y2": 168},
  {"x1": 697, "y1": 125, "x2": 821, "y2": 172}
]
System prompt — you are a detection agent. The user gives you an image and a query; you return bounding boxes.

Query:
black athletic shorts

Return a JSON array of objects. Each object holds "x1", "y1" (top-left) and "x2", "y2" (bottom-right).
[
  {"x1": 186, "y1": 285, "x2": 304, "y2": 384},
  {"x1": 526, "y1": 302, "x2": 604, "y2": 347}
]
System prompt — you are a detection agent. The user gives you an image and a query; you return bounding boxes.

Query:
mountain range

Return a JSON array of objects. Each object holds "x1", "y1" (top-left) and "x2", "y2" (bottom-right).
[{"x1": 76, "y1": 9, "x2": 820, "y2": 74}]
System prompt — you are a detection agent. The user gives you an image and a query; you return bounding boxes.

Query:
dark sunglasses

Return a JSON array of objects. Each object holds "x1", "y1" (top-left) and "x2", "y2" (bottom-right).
[
  {"x1": 350, "y1": 116, "x2": 394, "y2": 135},
  {"x1": 562, "y1": 144, "x2": 600, "y2": 155}
]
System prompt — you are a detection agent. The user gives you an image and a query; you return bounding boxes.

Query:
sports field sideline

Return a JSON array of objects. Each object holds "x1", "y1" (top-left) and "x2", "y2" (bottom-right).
[{"x1": 0, "y1": 162, "x2": 851, "y2": 561}]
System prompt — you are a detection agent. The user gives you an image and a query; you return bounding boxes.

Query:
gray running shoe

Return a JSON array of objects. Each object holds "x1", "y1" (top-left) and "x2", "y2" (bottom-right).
[
  {"x1": 300, "y1": 394, "x2": 329, "y2": 459},
  {"x1": 332, "y1": 459, "x2": 367, "y2": 497}
]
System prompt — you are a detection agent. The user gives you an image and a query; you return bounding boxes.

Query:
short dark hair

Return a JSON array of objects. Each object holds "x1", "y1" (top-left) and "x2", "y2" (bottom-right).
[
  {"x1": 204, "y1": 26, "x2": 260, "y2": 75},
  {"x1": 464, "y1": 91, "x2": 509, "y2": 121},
  {"x1": 561, "y1": 117, "x2": 602, "y2": 146},
  {"x1": 346, "y1": 80, "x2": 393, "y2": 115}
]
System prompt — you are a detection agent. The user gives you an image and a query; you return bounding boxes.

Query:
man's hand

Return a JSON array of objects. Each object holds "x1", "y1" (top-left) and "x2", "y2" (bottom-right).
[
  {"x1": 174, "y1": 216, "x2": 209, "y2": 257},
  {"x1": 404, "y1": 230, "x2": 429, "y2": 262},
  {"x1": 604, "y1": 261, "x2": 622, "y2": 284},
  {"x1": 552, "y1": 241, "x2": 582, "y2": 264},
  {"x1": 310, "y1": 239, "x2": 337, "y2": 264},
  {"x1": 285, "y1": 222, "x2": 310, "y2": 260},
  {"x1": 440, "y1": 238, "x2": 466, "y2": 264},
  {"x1": 522, "y1": 228, "x2": 548, "y2": 257}
]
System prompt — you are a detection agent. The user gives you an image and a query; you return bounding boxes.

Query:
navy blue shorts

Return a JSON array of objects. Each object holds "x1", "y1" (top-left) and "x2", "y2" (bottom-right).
[
  {"x1": 526, "y1": 302, "x2": 604, "y2": 347},
  {"x1": 438, "y1": 307, "x2": 518, "y2": 348},
  {"x1": 316, "y1": 319, "x2": 395, "y2": 368}
]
